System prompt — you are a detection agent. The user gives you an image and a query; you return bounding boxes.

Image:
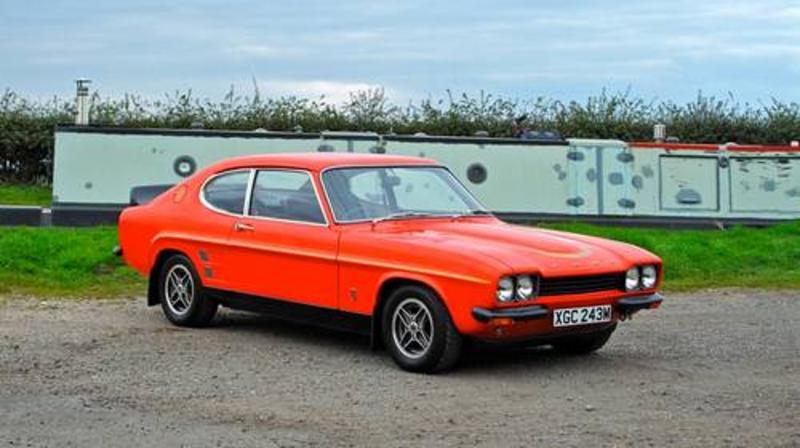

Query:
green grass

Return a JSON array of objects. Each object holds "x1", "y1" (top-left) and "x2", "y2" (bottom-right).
[
  {"x1": 0, "y1": 183, "x2": 52, "y2": 206},
  {"x1": 0, "y1": 223, "x2": 798, "y2": 298},
  {"x1": 543, "y1": 221, "x2": 800, "y2": 291},
  {"x1": 0, "y1": 226, "x2": 143, "y2": 297}
]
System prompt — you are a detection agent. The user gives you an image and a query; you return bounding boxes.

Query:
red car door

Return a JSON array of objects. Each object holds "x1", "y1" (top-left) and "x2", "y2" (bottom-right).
[
  {"x1": 193, "y1": 169, "x2": 252, "y2": 292},
  {"x1": 226, "y1": 169, "x2": 339, "y2": 309}
]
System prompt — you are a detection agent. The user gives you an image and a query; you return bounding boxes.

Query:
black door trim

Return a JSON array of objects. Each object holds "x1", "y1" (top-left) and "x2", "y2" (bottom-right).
[{"x1": 206, "y1": 288, "x2": 371, "y2": 336}]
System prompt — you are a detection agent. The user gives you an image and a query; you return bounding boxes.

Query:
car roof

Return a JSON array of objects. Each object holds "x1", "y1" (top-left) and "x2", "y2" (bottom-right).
[{"x1": 211, "y1": 152, "x2": 439, "y2": 172}]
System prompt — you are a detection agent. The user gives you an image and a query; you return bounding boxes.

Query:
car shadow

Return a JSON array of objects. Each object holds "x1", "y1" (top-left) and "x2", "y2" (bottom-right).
[
  {"x1": 211, "y1": 308, "x2": 371, "y2": 350},
  {"x1": 457, "y1": 342, "x2": 609, "y2": 373},
  {"x1": 201, "y1": 308, "x2": 612, "y2": 374}
]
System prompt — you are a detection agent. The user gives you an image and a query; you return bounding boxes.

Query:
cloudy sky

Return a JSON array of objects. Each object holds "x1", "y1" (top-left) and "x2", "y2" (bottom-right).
[{"x1": 1, "y1": 0, "x2": 799, "y2": 103}]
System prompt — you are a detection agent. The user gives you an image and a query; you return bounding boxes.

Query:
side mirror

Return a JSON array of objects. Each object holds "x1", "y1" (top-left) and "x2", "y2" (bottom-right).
[{"x1": 385, "y1": 175, "x2": 402, "y2": 187}]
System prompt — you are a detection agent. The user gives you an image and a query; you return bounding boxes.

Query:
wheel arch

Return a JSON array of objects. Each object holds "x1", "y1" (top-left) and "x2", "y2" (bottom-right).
[
  {"x1": 147, "y1": 248, "x2": 188, "y2": 306},
  {"x1": 370, "y1": 276, "x2": 447, "y2": 350}
]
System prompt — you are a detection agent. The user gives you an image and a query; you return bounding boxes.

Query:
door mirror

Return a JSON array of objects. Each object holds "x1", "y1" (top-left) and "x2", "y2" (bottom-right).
[{"x1": 385, "y1": 175, "x2": 402, "y2": 187}]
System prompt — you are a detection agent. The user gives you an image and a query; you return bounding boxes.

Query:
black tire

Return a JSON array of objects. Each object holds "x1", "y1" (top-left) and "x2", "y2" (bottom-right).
[
  {"x1": 382, "y1": 285, "x2": 462, "y2": 373},
  {"x1": 158, "y1": 254, "x2": 218, "y2": 327},
  {"x1": 551, "y1": 324, "x2": 617, "y2": 355}
]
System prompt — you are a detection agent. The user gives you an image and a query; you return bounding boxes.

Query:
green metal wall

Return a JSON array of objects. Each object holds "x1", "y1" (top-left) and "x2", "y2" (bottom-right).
[{"x1": 53, "y1": 128, "x2": 800, "y2": 220}]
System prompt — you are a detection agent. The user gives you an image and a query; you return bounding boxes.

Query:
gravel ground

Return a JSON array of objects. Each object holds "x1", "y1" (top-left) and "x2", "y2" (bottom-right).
[{"x1": 1, "y1": 291, "x2": 798, "y2": 447}]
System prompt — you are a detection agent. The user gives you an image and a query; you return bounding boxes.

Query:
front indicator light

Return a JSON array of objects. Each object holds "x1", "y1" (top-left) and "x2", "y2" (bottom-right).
[
  {"x1": 496, "y1": 276, "x2": 515, "y2": 302},
  {"x1": 491, "y1": 317, "x2": 514, "y2": 326},
  {"x1": 641, "y1": 265, "x2": 657, "y2": 289},
  {"x1": 625, "y1": 267, "x2": 640, "y2": 291}
]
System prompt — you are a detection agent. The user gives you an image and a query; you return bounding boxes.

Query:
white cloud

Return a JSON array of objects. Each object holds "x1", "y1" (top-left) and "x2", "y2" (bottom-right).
[
  {"x1": 228, "y1": 44, "x2": 299, "y2": 58},
  {"x1": 337, "y1": 30, "x2": 384, "y2": 42},
  {"x1": 256, "y1": 80, "x2": 389, "y2": 104},
  {"x1": 3, "y1": 0, "x2": 800, "y2": 102},
  {"x1": 485, "y1": 58, "x2": 678, "y2": 83}
]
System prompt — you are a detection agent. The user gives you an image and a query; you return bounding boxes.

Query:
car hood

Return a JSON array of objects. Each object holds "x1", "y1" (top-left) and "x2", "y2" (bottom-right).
[{"x1": 358, "y1": 219, "x2": 660, "y2": 277}]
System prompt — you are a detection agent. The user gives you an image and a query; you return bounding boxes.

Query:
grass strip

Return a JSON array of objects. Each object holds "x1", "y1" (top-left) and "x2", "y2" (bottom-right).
[
  {"x1": 0, "y1": 222, "x2": 797, "y2": 298},
  {"x1": 0, "y1": 226, "x2": 143, "y2": 297},
  {"x1": 0, "y1": 184, "x2": 52, "y2": 207},
  {"x1": 543, "y1": 221, "x2": 800, "y2": 291}
]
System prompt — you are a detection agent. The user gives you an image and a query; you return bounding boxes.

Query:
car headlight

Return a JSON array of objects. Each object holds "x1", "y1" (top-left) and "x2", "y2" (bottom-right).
[
  {"x1": 625, "y1": 267, "x2": 640, "y2": 291},
  {"x1": 496, "y1": 276, "x2": 515, "y2": 302},
  {"x1": 641, "y1": 265, "x2": 657, "y2": 289},
  {"x1": 516, "y1": 275, "x2": 535, "y2": 300}
]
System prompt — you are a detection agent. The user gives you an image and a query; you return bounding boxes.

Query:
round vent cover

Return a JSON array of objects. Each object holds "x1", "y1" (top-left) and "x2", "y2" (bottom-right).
[{"x1": 467, "y1": 163, "x2": 487, "y2": 184}]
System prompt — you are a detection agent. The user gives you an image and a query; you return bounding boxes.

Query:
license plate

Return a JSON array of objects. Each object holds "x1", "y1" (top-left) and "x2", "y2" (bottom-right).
[{"x1": 553, "y1": 305, "x2": 612, "y2": 327}]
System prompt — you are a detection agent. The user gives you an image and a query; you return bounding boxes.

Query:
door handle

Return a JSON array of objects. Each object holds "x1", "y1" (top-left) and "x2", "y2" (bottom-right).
[{"x1": 234, "y1": 222, "x2": 254, "y2": 232}]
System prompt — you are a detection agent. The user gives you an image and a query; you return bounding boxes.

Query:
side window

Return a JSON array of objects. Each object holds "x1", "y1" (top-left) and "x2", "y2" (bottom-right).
[
  {"x1": 250, "y1": 170, "x2": 325, "y2": 224},
  {"x1": 203, "y1": 170, "x2": 250, "y2": 214}
]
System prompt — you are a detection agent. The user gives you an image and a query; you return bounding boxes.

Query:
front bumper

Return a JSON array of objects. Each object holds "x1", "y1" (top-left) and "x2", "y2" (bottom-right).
[
  {"x1": 472, "y1": 305, "x2": 548, "y2": 323},
  {"x1": 471, "y1": 293, "x2": 663, "y2": 323},
  {"x1": 617, "y1": 293, "x2": 663, "y2": 313}
]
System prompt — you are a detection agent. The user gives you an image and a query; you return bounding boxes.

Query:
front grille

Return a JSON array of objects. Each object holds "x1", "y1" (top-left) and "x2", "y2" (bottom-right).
[{"x1": 538, "y1": 273, "x2": 625, "y2": 296}]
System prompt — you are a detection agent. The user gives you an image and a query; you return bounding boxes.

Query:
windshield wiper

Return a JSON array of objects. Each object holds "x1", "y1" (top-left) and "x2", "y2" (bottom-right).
[
  {"x1": 371, "y1": 211, "x2": 442, "y2": 225},
  {"x1": 452, "y1": 209, "x2": 493, "y2": 218},
  {"x1": 371, "y1": 210, "x2": 492, "y2": 226}
]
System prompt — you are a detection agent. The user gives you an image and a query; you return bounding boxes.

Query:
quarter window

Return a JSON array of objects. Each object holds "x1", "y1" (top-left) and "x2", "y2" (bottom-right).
[
  {"x1": 202, "y1": 170, "x2": 250, "y2": 215},
  {"x1": 249, "y1": 170, "x2": 326, "y2": 224}
]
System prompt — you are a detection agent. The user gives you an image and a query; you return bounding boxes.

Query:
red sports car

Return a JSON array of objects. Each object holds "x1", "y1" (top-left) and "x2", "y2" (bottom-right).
[{"x1": 118, "y1": 153, "x2": 663, "y2": 372}]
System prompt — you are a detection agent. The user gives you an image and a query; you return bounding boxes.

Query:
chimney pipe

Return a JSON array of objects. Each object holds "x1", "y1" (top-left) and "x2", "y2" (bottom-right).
[
  {"x1": 653, "y1": 124, "x2": 666, "y2": 143},
  {"x1": 75, "y1": 79, "x2": 91, "y2": 125}
]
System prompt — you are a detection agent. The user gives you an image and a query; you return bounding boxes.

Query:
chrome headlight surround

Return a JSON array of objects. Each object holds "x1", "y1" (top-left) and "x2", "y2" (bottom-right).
[
  {"x1": 625, "y1": 267, "x2": 641, "y2": 291},
  {"x1": 496, "y1": 276, "x2": 515, "y2": 302},
  {"x1": 496, "y1": 274, "x2": 539, "y2": 303},
  {"x1": 515, "y1": 275, "x2": 537, "y2": 301},
  {"x1": 641, "y1": 265, "x2": 658, "y2": 289}
]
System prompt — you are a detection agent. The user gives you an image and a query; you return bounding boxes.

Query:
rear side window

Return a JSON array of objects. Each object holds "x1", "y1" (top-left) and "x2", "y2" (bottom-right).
[
  {"x1": 202, "y1": 170, "x2": 250, "y2": 214},
  {"x1": 250, "y1": 170, "x2": 326, "y2": 224}
]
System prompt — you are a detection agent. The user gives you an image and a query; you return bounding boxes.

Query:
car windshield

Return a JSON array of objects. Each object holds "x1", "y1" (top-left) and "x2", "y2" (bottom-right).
[{"x1": 322, "y1": 165, "x2": 488, "y2": 223}]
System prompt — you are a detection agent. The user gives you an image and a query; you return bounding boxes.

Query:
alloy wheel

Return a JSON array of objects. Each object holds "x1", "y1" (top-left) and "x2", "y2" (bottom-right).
[
  {"x1": 391, "y1": 297, "x2": 434, "y2": 359},
  {"x1": 164, "y1": 264, "x2": 194, "y2": 316}
]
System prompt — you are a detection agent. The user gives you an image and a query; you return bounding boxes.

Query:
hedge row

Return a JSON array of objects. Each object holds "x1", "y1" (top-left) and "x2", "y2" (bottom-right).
[{"x1": 2, "y1": 88, "x2": 799, "y2": 183}]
